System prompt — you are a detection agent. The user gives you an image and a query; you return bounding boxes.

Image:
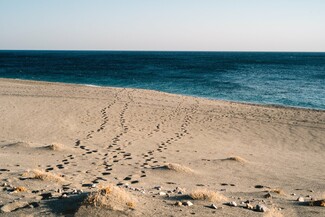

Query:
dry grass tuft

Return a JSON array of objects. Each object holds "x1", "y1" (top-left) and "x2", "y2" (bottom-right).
[
  {"x1": 45, "y1": 143, "x2": 64, "y2": 151},
  {"x1": 222, "y1": 156, "x2": 247, "y2": 163},
  {"x1": 22, "y1": 169, "x2": 64, "y2": 182},
  {"x1": 85, "y1": 184, "x2": 136, "y2": 211},
  {"x1": 14, "y1": 186, "x2": 28, "y2": 192},
  {"x1": 189, "y1": 189, "x2": 227, "y2": 202},
  {"x1": 164, "y1": 163, "x2": 195, "y2": 174}
]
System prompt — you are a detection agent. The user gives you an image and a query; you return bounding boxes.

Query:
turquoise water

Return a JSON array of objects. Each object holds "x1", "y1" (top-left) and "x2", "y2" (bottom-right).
[{"x1": 0, "y1": 51, "x2": 324, "y2": 110}]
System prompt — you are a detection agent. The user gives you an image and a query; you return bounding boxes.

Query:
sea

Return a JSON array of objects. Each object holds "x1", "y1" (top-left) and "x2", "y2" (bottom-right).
[{"x1": 0, "y1": 50, "x2": 324, "y2": 110}]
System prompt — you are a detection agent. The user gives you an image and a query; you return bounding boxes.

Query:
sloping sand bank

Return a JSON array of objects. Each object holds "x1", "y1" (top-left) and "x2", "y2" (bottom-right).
[{"x1": 0, "y1": 78, "x2": 324, "y2": 216}]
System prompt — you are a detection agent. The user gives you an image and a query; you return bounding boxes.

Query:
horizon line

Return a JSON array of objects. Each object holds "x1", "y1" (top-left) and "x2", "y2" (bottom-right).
[{"x1": 0, "y1": 49, "x2": 324, "y2": 53}]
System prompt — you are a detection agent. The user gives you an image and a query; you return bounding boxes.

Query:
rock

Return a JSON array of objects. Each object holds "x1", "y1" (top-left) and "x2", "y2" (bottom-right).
[
  {"x1": 255, "y1": 204, "x2": 269, "y2": 212},
  {"x1": 1, "y1": 201, "x2": 29, "y2": 213},
  {"x1": 60, "y1": 194, "x2": 68, "y2": 199},
  {"x1": 28, "y1": 202, "x2": 40, "y2": 208},
  {"x1": 91, "y1": 184, "x2": 97, "y2": 188},
  {"x1": 174, "y1": 187, "x2": 186, "y2": 194},
  {"x1": 297, "y1": 196, "x2": 304, "y2": 202},
  {"x1": 264, "y1": 193, "x2": 272, "y2": 198},
  {"x1": 159, "y1": 192, "x2": 166, "y2": 196},
  {"x1": 309, "y1": 200, "x2": 325, "y2": 207},
  {"x1": 62, "y1": 186, "x2": 70, "y2": 191},
  {"x1": 154, "y1": 186, "x2": 162, "y2": 190},
  {"x1": 228, "y1": 201, "x2": 237, "y2": 207},
  {"x1": 183, "y1": 201, "x2": 193, "y2": 206},
  {"x1": 291, "y1": 193, "x2": 296, "y2": 196},
  {"x1": 210, "y1": 204, "x2": 218, "y2": 209},
  {"x1": 246, "y1": 203, "x2": 254, "y2": 210},
  {"x1": 41, "y1": 192, "x2": 52, "y2": 200},
  {"x1": 175, "y1": 201, "x2": 183, "y2": 206}
]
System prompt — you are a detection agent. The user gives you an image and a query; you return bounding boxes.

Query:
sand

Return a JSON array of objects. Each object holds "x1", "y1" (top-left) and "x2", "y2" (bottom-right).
[{"x1": 0, "y1": 78, "x2": 324, "y2": 216}]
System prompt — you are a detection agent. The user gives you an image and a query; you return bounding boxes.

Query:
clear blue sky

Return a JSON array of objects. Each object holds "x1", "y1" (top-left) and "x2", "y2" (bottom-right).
[{"x1": 0, "y1": 0, "x2": 324, "y2": 51}]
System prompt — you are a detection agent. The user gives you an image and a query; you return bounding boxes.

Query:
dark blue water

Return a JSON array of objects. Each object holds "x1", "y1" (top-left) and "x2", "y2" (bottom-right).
[{"x1": 0, "y1": 50, "x2": 324, "y2": 110}]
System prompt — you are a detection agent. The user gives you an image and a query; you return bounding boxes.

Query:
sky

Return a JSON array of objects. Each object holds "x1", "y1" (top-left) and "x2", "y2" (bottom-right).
[{"x1": 0, "y1": 0, "x2": 324, "y2": 51}]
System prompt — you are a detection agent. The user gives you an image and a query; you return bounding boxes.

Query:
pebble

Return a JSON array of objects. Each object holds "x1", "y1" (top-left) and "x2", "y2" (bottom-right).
[
  {"x1": 154, "y1": 186, "x2": 162, "y2": 190},
  {"x1": 246, "y1": 203, "x2": 254, "y2": 210},
  {"x1": 264, "y1": 193, "x2": 272, "y2": 198},
  {"x1": 40, "y1": 193, "x2": 52, "y2": 200},
  {"x1": 159, "y1": 192, "x2": 166, "y2": 196},
  {"x1": 210, "y1": 204, "x2": 218, "y2": 209},
  {"x1": 175, "y1": 201, "x2": 182, "y2": 206},
  {"x1": 183, "y1": 201, "x2": 193, "y2": 206},
  {"x1": 297, "y1": 196, "x2": 304, "y2": 202},
  {"x1": 255, "y1": 204, "x2": 269, "y2": 212},
  {"x1": 228, "y1": 201, "x2": 237, "y2": 207},
  {"x1": 291, "y1": 193, "x2": 296, "y2": 196},
  {"x1": 91, "y1": 184, "x2": 97, "y2": 188}
]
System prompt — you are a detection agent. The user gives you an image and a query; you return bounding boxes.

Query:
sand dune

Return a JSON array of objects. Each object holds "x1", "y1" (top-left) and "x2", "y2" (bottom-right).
[{"x1": 0, "y1": 78, "x2": 324, "y2": 216}]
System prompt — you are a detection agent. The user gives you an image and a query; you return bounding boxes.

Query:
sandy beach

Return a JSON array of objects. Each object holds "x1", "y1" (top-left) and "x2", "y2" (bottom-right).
[{"x1": 0, "y1": 78, "x2": 324, "y2": 216}]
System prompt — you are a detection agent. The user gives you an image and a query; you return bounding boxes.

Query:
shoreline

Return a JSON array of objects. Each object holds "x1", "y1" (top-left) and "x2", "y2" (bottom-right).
[{"x1": 2, "y1": 77, "x2": 324, "y2": 112}]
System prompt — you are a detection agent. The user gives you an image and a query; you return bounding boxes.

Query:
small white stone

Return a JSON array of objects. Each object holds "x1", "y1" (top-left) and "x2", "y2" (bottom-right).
[
  {"x1": 228, "y1": 201, "x2": 237, "y2": 207},
  {"x1": 91, "y1": 184, "x2": 97, "y2": 188},
  {"x1": 159, "y1": 192, "x2": 166, "y2": 196},
  {"x1": 297, "y1": 196, "x2": 304, "y2": 202},
  {"x1": 210, "y1": 204, "x2": 218, "y2": 209}
]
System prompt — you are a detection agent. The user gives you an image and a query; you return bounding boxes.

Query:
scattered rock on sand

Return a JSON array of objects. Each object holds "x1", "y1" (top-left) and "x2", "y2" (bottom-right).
[
  {"x1": 245, "y1": 203, "x2": 254, "y2": 210},
  {"x1": 309, "y1": 200, "x2": 325, "y2": 207},
  {"x1": 175, "y1": 201, "x2": 183, "y2": 206},
  {"x1": 255, "y1": 204, "x2": 269, "y2": 212},
  {"x1": 228, "y1": 201, "x2": 237, "y2": 207},
  {"x1": 154, "y1": 186, "x2": 162, "y2": 190},
  {"x1": 41, "y1": 192, "x2": 53, "y2": 200},
  {"x1": 1, "y1": 201, "x2": 29, "y2": 213},
  {"x1": 297, "y1": 196, "x2": 304, "y2": 202},
  {"x1": 159, "y1": 192, "x2": 166, "y2": 196},
  {"x1": 183, "y1": 201, "x2": 193, "y2": 206}
]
